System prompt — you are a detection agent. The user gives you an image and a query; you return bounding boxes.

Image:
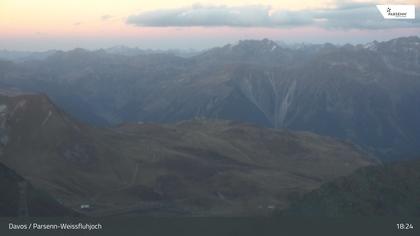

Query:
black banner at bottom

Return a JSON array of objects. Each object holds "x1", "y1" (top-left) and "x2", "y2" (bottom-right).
[{"x1": 0, "y1": 217, "x2": 418, "y2": 236}]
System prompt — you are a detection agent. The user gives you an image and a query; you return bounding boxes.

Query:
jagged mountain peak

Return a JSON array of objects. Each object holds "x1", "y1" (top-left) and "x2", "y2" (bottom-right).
[
  {"x1": 219, "y1": 38, "x2": 281, "y2": 55},
  {"x1": 387, "y1": 35, "x2": 420, "y2": 44},
  {"x1": 234, "y1": 38, "x2": 279, "y2": 49}
]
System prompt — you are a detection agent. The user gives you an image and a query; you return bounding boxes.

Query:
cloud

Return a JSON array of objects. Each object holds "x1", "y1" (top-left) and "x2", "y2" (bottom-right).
[
  {"x1": 127, "y1": 4, "x2": 273, "y2": 27},
  {"x1": 101, "y1": 14, "x2": 113, "y2": 21},
  {"x1": 73, "y1": 22, "x2": 82, "y2": 26},
  {"x1": 126, "y1": 1, "x2": 419, "y2": 29}
]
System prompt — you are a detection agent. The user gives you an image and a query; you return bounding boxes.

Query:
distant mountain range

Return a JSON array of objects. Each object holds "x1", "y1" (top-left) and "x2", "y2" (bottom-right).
[
  {"x1": 0, "y1": 92, "x2": 374, "y2": 216},
  {"x1": 0, "y1": 50, "x2": 58, "y2": 62},
  {"x1": 0, "y1": 47, "x2": 200, "y2": 62},
  {"x1": 1, "y1": 36, "x2": 419, "y2": 160}
]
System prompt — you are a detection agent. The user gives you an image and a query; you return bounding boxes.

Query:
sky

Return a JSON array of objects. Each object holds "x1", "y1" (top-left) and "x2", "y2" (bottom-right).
[{"x1": 0, "y1": 0, "x2": 419, "y2": 51}]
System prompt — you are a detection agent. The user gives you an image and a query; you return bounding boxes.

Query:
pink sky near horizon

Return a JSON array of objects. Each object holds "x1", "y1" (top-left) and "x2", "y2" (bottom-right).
[
  {"x1": 1, "y1": 0, "x2": 419, "y2": 50},
  {"x1": 2, "y1": 27, "x2": 419, "y2": 51}
]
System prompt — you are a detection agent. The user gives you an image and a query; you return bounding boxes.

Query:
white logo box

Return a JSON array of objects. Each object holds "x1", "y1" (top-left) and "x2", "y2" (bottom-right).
[{"x1": 376, "y1": 5, "x2": 415, "y2": 19}]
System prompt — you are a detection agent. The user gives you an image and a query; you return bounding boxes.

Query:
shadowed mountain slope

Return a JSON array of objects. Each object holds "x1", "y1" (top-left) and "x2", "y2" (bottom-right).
[
  {"x1": 0, "y1": 92, "x2": 376, "y2": 216},
  {"x1": 0, "y1": 163, "x2": 77, "y2": 217},
  {"x1": 282, "y1": 159, "x2": 420, "y2": 217}
]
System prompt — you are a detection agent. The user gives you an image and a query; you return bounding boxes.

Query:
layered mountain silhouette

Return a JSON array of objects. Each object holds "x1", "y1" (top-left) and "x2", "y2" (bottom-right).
[
  {"x1": 0, "y1": 36, "x2": 419, "y2": 159},
  {"x1": 0, "y1": 91, "x2": 375, "y2": 216}
]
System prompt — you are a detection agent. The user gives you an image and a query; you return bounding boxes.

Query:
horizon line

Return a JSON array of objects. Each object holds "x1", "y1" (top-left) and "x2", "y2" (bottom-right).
[{"x1": 1, "y1": 35, "x2": 419, "y2": 53}]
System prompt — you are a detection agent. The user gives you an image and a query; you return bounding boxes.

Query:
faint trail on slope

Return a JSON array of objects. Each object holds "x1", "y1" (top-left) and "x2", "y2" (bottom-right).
[
  {"x1": 41, "y1": 111, "x2": 52, "y2": 126},
  {"x1": 131, "y1": 163, "x2": 139, "y2": 186}
]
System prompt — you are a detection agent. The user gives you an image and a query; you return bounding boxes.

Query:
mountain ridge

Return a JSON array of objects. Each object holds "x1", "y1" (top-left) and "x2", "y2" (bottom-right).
[
  {"x1": 0, "y1": 36, "x2": 419, "y2": 159},
  {"x1": 0, "y1": 92, "x2": 376, "y2": 216}
]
